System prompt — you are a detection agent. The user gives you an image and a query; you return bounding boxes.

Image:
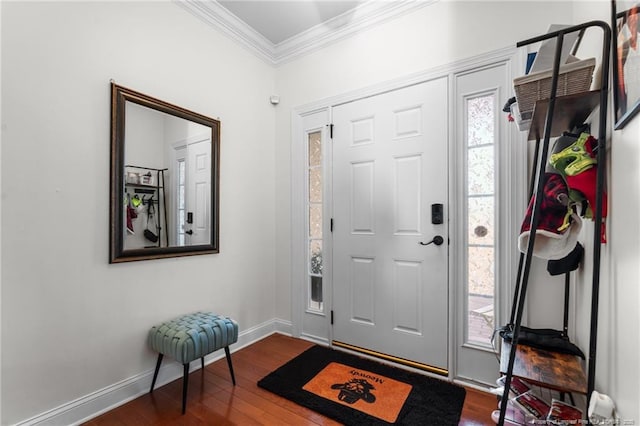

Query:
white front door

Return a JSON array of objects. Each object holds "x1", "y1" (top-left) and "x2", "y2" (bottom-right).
[
  {"x1": 185, "y1": 139, "x2": 211, "y2": 245},
  {"x1": 332, "y1": 77, "x2": 449, "y2": 373}
]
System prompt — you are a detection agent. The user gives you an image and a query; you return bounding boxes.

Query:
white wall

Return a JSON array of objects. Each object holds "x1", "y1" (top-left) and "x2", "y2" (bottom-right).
[
  {"x1": 592, "y1": 106, "x2": 640, "y2": 423},
  {"x1": 125, "y1": 103, "x2": 166, "y2": 168},
  {"x1": 1, "y1": 1, "x2": 276, "y2": 424},
  {"x1": 570, "y1": 2, "x2": 640, "y2": 421}
]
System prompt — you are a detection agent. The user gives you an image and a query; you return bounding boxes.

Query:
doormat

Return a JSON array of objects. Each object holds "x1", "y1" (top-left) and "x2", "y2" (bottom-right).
[{"x1": 257, "y1": 345, "x2": 466, "y2": 425}]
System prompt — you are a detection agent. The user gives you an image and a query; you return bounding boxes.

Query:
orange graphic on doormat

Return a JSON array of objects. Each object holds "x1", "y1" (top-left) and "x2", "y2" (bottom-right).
[{"x1": 302, "y1": 362, "x2": 413, "y2": 423}]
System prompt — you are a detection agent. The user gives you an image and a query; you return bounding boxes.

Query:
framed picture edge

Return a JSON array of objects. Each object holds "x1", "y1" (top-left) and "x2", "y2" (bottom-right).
[
  {"x1": 612, "y1": 0, "x2": 640, "y2": 129},
  {"x1": 614, "y1": 101, "x2": 640, "y2": 129}
]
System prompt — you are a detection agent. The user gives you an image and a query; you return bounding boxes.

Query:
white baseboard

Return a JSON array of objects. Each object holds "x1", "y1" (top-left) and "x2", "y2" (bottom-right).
[
  {"x1": 15, "y1": 318, "x2": 293, "y2": 426},
  {"x1": 299, "y1": 333, "x2": 329, "y2": 346}
]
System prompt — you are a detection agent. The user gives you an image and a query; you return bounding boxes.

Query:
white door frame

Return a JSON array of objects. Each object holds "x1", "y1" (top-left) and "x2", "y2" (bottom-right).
[
  {"x1": 169, "y1": 134, "x2": 211, "y2": 246},
  {"x1": 290, "y1": 46, "x2": 526, "y2": 383},
  {"x1": 291, "y1": 108, "x2": 333, "y2": 343},
  {"x1": 451, "y1": 59, "x2": 527, "y2": 386}
]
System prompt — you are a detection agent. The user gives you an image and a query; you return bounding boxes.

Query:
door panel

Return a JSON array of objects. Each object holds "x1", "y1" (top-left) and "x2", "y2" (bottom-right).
[
  {"x1": 186, "y1": 140, "x2": 211, "y2": 245},
  {"x1": 332, "y1": 78, "x2": 449, "y2": 372}
]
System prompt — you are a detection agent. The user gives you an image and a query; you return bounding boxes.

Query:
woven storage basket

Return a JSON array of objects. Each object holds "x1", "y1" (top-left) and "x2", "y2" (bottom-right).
[{"x1": 514, "y1": 57, "x2": 595, "y2": 121}]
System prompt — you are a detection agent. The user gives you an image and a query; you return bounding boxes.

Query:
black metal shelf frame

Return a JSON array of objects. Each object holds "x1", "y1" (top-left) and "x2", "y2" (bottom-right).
[
  {"x1": 125, "y1": 165, "x2": 169, "y2": 247},
  {"x1": 498, "y1": 20, "x2": 611, "y2": 426}
]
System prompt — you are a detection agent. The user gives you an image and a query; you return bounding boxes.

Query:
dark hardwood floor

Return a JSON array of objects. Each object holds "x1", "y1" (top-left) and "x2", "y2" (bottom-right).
[{"x1": 85, "y1": 333, "x2": 496, "y2": 425}]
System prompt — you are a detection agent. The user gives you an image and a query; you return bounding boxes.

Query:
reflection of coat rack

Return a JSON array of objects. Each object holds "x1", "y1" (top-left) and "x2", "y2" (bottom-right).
[{"x1": 124, "y1": 165, "x2": 169, "y2": 247}]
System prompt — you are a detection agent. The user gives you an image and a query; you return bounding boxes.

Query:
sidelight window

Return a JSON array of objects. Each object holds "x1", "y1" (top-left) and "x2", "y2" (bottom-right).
[
  {"x1": 307, "y1": 131, "x2": 323, "y2": 311},
  {"x1": 465, "y1": 94, "x2": 496, "y2": 347},
  {"x1": 176, "y1": 159, "x2": 186, "y2": 246}
]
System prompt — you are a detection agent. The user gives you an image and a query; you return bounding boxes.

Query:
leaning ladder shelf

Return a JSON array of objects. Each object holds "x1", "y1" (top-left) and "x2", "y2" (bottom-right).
[
  {"x1": 124, "y1": 165, "x2": 169, "y2": 247},
  {"x1": 497, "y1": 21, "x2": 611, "y2": 425}
]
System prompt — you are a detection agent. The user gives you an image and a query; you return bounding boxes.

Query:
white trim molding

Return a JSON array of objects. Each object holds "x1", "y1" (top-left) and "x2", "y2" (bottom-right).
[
  {"x1": 176, "y1": 0, "x2": 436, "y2": 66},
  {"x1": 14, "y1": 319, "x2": 293, "y2": 426}
]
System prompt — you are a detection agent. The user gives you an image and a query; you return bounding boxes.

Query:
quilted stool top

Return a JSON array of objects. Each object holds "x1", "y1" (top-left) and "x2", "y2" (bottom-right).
[{"x1": 148, "y1": 312, "x2": 238, "y2": 364}]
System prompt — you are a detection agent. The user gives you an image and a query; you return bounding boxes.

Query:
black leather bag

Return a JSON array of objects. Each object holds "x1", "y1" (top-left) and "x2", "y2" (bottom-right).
[
  {"x1": 499, "y1": 324, "x2": 585, "y2": 359},
  {"x1": 144, "y1": 228, "x2": 158, "y2": 243},
  {"x1": 144, "y1": 197, "x2": 159, "y2": 243}
]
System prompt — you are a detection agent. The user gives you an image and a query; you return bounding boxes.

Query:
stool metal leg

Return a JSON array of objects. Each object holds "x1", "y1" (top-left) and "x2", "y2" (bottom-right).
[
  {"x1": 150, "y1": 354, "x2": 163, "y2": 393},
  {"x1": 201, "y1": 357, "x2": 205, "y2": 371},
  {"x1": 224, "y1": 346, "x2": 236, "y2": 385},
  {"x1": 182, "y1": 363, "x2": 189, "y2": 415}
]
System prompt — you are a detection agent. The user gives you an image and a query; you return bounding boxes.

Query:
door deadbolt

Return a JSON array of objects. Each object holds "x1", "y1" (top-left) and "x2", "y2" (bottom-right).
[{"x1": 431, "y1": 203, "x2": 443, "y2": 224}]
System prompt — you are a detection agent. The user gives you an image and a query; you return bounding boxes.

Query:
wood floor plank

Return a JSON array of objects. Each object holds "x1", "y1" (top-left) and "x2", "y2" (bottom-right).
[
  {"x1": 459, "y1": 387, "x2": 498, "y2": 425},
  {"x1": 84, "y1": 334, "x2": 495, "y2": 425}
]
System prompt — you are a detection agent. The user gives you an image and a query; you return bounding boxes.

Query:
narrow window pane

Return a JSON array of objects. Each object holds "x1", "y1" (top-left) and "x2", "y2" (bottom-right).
[
  {"x1": 179, "y1": 160, "x2": 185, "y2": 181},
  {"x1": 467, "y1": 95, "x2": 495, "y2": 147},
  {"x1": 467, "y1": 246, "x2": 495, "y2": 344},
  {"x1": 311, "y1": 276, "x2": 323, "y2": 302},
  {"x1": 309, "y1": 205, "x2": 322, "y2": 239},
  {"x1": 176, "y1": 159, "x2": 186, "y2": 246},
  {"x1": 468, "y1": 146, "x2": 495, "y2": 195},
  {"x1": 468, "y1": 197, "x2": 494, "y2": 245},
  {"x1": 178, "y1": 185, "x2": 185, "y2": 209},
  {"x1": 309, "y1": 131, "x2": 322, "y2": 166},
  {"x1": 465, "y1": 94, "x2": 496, "y2": 347},
  {"x1": 309, "y1": 168, "x2": 322, "y2": 203},
  {"x1": 468, "y1": 246, "x2": 495, "y2": 296},
  {"x1": 307, "y1": 130, "x2": 323, "y2": 312},
  {"x1": 309, "y1": 240, "x2": 323, "y2": 275}
]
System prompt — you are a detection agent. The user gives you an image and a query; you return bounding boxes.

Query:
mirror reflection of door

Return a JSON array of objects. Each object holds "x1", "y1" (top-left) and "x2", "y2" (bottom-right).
[
  {"x1": 124, "y1": 100, "x2": 212, "y2": 249},
  {"x1": 171, "y1": 139, "x2": 211, "y2": 246}
]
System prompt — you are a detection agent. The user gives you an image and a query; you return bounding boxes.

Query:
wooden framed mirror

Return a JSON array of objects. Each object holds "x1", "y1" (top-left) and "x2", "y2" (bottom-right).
[{"x1": 109, "y1": 83, "x2": 220, "y2": 263}]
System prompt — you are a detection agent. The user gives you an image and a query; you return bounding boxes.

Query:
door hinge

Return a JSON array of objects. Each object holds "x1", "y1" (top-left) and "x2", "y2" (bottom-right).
[
  {"x1": 330, "y1": 218, "x2": 334, "y2": 232},
  {"x1": 329, "y1": 123, "x2": 334, "y2": 139},
  {"x1": 331, "y1": 310, "x2": 334, "y2": 325}
]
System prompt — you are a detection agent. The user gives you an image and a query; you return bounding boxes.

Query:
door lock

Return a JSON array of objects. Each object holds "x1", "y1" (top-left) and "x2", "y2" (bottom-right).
[
  {"x1": 431, "y1": 203, "x2": 443, "y2": 224},
  {"x1": 419, "y1": 235, "x2": 444, "y2": 246},
  {"x1": 185, "y1": 230, "x2": 193, "y2": 235}
]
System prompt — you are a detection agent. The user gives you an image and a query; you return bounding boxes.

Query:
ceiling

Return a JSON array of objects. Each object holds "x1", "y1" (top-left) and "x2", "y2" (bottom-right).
[
  {"x1": 217, "y1": 1, "x2": 363, "y2": 45},
  {"x1": 178, "y1": 0, "x2": 433, "y2": 65}
]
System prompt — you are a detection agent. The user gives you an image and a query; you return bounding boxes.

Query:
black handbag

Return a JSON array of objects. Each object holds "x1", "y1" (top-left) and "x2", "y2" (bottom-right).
[
  {"x1": 498, "y1": 324, "x2": 585, "y2": 359},
  {"x1": 144, "y1": 197, "x2": 159, "y2": 243},
  {"x1": 144, "y1": 229, "x2": 158, "y2": 243}
]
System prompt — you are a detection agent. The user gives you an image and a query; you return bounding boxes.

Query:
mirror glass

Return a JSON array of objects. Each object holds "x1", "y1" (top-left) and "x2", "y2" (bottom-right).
[{"x1": 110, "y1": 83, "x2": 220, "y2": 263}]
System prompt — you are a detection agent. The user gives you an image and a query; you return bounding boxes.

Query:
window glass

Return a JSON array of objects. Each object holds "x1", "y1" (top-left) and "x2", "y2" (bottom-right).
[
  {"x1": 309, "y1": 132, "x2": 322, "y2": 166},
  {"x1": 465, "y1": 95, "x2": 495, "y2": 346},
  {"x1": 307, "y1": 131, "x2": 323, "y2": 312},
  {"x1": 177, "y1": 159, "x2": 186, "y2": 246},
  {"x1": 309, "y1": 168, "x2": 322, "y2": 203}
]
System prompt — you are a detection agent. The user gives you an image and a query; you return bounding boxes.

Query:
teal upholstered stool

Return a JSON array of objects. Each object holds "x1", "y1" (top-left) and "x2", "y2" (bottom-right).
[{"x1": 148, "y1": 312, "x2": 238, "y2": 414}]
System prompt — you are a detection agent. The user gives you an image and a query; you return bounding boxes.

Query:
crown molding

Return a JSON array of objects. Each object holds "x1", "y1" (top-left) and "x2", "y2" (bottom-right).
[
  {"x1": 273, "y1": 0, "x2": 436, "y2": 65},
  {"x1": 176, "y1": 0, "x2": 276, "y2": 63},
  {"x1": 176, "y1": 0, "x2": 436, "y2": 66}
]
